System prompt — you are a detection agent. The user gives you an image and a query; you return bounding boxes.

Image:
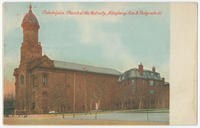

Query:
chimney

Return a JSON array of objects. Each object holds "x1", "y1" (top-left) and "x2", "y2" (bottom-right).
[
  {"x1": 162, "y1": 77, "x2": 165, "y2": 85},
  {"x1": 138, "y1": 62, "x2": 143, "y2": 75},
  {"x1": 152, "y1": 66, "x2": 156, "y2": 73}
]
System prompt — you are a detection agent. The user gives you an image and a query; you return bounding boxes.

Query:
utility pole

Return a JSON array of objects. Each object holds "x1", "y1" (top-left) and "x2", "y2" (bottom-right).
[{"x1": 73, "y1": 72, "x2": 76, "y2": 118}]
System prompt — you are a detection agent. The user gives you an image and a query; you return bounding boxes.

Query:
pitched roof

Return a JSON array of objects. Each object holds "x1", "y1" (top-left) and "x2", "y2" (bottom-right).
[{"x1": 53, "y1": 60, "x2": 121, "y2": 76}]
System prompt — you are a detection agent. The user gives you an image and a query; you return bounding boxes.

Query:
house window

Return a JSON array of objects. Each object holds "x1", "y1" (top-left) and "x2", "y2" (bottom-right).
[
  {"x1": 150, "y1": 90, "x2": 155, "y2": 94},
  {"x1": 132, "y1": 80, "x2": 135, "y2": 86},
  {"x1": 42, "y1": 74, "x2": 47, "y2": 86},
  {"x1": 20, "y1": 75, "x2": 24, "y2": 85},
  {"x1": 150, "y1": 80, "x2": 154, "y2": 86},
  {"x1": 132, "y1": 88, "x2": 136, "y2": 94}
]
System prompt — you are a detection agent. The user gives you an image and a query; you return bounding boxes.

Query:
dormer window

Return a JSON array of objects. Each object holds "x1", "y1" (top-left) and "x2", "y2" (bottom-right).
[{"x1": 151, "y1": 72, "x2": 154, "y2": 77}]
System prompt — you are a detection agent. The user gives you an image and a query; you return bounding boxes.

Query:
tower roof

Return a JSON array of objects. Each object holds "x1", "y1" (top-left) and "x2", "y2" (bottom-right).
[{"x1": 21, "y1": 4, "x2": 39, "y2": 28}]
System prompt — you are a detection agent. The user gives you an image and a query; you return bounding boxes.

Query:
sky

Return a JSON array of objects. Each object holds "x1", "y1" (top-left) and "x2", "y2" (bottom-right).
[{"x1": 3, "y1": 2, "x2": 170, "y2": 94}]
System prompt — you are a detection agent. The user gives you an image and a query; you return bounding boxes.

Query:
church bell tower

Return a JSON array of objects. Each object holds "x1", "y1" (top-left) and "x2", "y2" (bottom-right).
[{"x1": 20, "y1": 4, "x2": 42, "y2": 64}]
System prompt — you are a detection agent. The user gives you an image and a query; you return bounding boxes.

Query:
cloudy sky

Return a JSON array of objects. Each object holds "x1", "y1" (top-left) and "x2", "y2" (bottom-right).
[{"x1": 3, "y1": 2, "x2": 170, "y2": 91}]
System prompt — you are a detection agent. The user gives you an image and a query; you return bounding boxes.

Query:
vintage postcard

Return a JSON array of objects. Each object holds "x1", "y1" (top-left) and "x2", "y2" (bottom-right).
[{"x1": 2, "y1": 1, "x2": 197, "y2": 126}]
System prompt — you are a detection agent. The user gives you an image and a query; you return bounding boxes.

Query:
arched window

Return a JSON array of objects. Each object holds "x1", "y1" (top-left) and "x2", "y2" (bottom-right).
[
  {"x1": 42, "y1": 74, "x2": 47, "y2": 86},
  {"x1": 32, "y1": 30, "x2": 34, "y2": 40},
  {"x1": 20, "y1": 75, "x2": 24, "y2": 85}
]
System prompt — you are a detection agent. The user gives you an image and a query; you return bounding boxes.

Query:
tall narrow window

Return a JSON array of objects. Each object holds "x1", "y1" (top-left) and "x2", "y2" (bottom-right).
[
  {"x1": 43, "y1": 74, "x2": 47, "y2": 86},
  {"x1": 32, "y1": 102, "x2": 35, "y2": 110},
  {"x1": 27, "y1": 30, "x2": 29, "y2": 40},
  {"x1": 20, "y1": 75, "x2": 24, "y2": 85},
  {"x1": 32, "y1": 75, "x2": 38, "y2": 87},
  {"x1": 32, "y1": 30, "x2": 34, "y2": 40},
  {"x1": 132, "y1": 79, "x2": 135, "y2": 86}
]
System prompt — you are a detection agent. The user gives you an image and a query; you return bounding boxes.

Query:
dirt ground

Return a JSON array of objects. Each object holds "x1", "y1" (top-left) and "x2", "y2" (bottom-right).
[{"x1": 3, "y1": 117, "x2": 169, "y2": 125}]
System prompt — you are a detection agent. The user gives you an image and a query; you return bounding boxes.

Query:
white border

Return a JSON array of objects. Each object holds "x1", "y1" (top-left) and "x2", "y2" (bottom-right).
[{"x1": 0, "y1": 0, "x2": 199, "y2": 128}]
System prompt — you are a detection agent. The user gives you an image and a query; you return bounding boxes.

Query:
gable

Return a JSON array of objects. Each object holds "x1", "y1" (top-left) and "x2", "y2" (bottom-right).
[
  {"x1": 28, "y1": 55, "x2": 54, "y2": 70},
  {"x1": 38, "y1": 59, "x2": 54, "y2": 68}
]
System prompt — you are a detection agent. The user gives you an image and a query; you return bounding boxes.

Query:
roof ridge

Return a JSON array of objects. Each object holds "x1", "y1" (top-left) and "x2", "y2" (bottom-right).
[
  {"x1": 53, "y1": 60, "x2": 121, "y2": 75},
  {"x1": 53, "y1": 60, "x2": 119, "y2": 71}
]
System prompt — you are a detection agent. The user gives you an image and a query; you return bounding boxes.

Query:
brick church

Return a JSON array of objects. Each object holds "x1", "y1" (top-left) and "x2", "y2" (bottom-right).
[{"x1": 13, "y1": 5, "x2": 169, "y2": 114}]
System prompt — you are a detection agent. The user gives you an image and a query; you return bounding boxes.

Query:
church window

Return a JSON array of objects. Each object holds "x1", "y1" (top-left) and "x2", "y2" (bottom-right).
[
  {"x1": 20, "y1": 75, "x2": 24, "y2": 85},
  {"x1": 32, "y1": 30, "x2": 34, "y2": 40},
  {"x1": 42, "y1": 74, "x2": 47, "y2": 86},
  {"x1": 27, "y1": 30, "x2": 29, "y2": 40},
  {"x1": 32, "y1": 102, "x2": 35, "y2": 110}
]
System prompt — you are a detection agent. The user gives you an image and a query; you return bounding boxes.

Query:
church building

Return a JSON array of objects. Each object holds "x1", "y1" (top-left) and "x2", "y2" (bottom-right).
[{"x1": 13, "y1": 5, "x2": 169, "y2": 114}]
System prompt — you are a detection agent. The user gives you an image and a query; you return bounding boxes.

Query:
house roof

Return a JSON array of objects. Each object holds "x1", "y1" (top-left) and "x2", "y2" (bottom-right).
[
  {"x1": 119, "y1": 68, "x2": 162, "y2": 81},
  {"x1": 53, "y1": 60, "x2": 121, "y2": 76}
]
